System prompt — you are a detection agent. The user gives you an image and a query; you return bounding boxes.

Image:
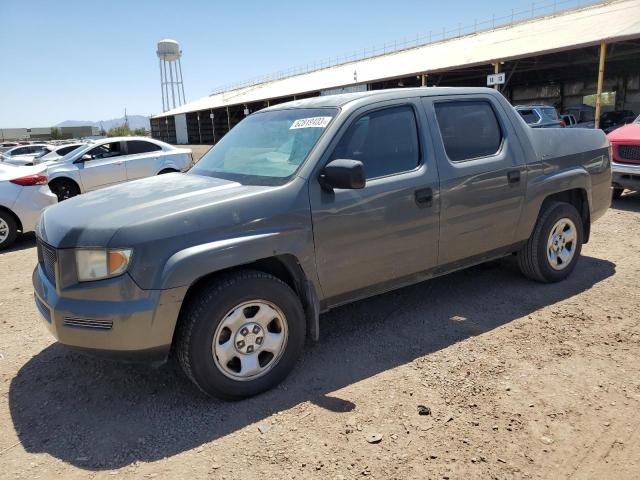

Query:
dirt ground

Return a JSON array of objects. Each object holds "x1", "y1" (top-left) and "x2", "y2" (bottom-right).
[{"x1": 1, "y1": 193, "x2": 639, "y2": 480}]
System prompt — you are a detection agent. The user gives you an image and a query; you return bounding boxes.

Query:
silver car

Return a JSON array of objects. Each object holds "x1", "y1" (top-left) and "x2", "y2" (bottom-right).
[{"x1": 44, "y1": 136, "x2": 193, "y2": 200}]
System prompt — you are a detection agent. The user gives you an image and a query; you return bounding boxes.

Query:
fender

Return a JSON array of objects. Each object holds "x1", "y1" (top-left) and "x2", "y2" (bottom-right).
[
  {"x1": 515, "y1": 163, "x2": 592, "y2": 242},
  {"x1": 159, "y1": 230, "x2": 322, "y2": 340}
]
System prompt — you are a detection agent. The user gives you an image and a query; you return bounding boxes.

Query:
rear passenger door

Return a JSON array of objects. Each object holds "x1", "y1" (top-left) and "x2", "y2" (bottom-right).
[
  {"x1": 422, "y1": 95, "x2": 526, "y2": 266},
  {"x1": 123, "y1": 140, "x2": 163, "y2": 180},
  {"x1": 309, "y1": 99, "x2": 440, "y2": 302}
]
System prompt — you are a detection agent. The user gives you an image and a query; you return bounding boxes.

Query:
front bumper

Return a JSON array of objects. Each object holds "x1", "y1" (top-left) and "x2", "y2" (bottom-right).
[
  {"x1": 612, "y1": 161, "x2": 640, "y2": 190},
  {"x1": 32, "y1": 263, "x2": 187, "y2": 362}
]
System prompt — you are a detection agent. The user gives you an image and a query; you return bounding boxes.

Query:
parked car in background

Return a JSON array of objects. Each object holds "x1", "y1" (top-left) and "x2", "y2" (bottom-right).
[
  {"x1": 32, "y1": 143, "x2": 86, "y2": 165},
  {"x1": 45, "y1": 136, "x2": 193, "y2": 201},
  {"x1": 0, "y1": 142, "x2": 19, "y2": 153},
  {"x1": 515, "y1": 105, "x2": 564, "y2": 128},
  {"x1": 608, "y1": 115, "x2": 640, "y2": 199},
  {"x1": 0, "y1": 144, "x2": 50, "y2": 165},
  {"x1": 600, "y1": 110, "x2": 636, "y2": 133},
  {"x1": 0, "y1": 164, "x2": 57, "y2": 250},
  {"x1": 33, "y1": 88, "x2": 611, "y2": 399}
]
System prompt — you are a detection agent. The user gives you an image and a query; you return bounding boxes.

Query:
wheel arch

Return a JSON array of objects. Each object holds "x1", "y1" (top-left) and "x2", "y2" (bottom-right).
[
  {"x1": 48, "y1": 175, "x2": 81, "y2": 192},
  {"x1": 540, "y1": 188, "x2": 590, "y2": 243},
  {"x1": 171, "y1": 254, "x2": 320, "y2": 351},
  {"x1": 0, "y1": 205, "x2": 22, "y2": 232}
]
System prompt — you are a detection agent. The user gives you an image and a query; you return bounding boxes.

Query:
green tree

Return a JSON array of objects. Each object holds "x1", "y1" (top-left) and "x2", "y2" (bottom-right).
[
  {"x1": 50, "y1": 127, "x2": 61, "y2": 140},
  {"x1": 107, "y1": 124, "x2": 132, "y2": 137},
  {"x1": 132, "y1": 127, "x2": 147, "y2": 136}
]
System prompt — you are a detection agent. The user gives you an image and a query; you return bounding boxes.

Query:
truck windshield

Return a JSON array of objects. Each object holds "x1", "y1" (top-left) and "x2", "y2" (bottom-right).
[{"x1": 191, "y1": 108, "x2": 337, "y2": 185}]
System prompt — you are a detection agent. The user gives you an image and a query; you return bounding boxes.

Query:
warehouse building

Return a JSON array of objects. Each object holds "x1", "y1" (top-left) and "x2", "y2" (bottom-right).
[
  {"x1": 0, "y1": 125, "x2": 99, "y2": 141},
  {"x1": 151, "y1": 0, "x2": 640, "y2": 145}
]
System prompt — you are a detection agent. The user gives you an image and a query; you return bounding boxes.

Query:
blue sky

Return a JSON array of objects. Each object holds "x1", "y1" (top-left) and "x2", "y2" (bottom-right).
[{"x1": 2, "y1": 0, "x2": 550, "y2": 126}]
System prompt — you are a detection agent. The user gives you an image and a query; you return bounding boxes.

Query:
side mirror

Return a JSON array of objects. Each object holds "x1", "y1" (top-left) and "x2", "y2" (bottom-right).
[
  {"x1": 319, "y1": 159, "x2": 366, "y2": 190},
  {"x1": 75, "y1": 154, "x2": 92, "y2": 163}
]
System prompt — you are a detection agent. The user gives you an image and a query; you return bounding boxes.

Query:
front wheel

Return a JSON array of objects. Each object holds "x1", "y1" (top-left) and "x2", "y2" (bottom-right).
[
  {"x1": 518, "y1": 201, "x2": 583, "y2": 283},
  {"x1": 176, "y1": 270, "x2": 306, "y2": 400}
]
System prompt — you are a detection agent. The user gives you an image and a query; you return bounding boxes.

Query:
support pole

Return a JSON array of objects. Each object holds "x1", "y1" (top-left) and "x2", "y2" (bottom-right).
[
  {"x1": 493, "y1": 63, "x2": 500, "y2": 91},
  {"x1": 594, "y1": 41, "x2": 607, "y2": 130},
  {"x1": 163, "y1": 60, "x2": 170, "y2": 111},
  {"x1": 159, "y1": 58, "x2": 166, "y2": 112},
  {"x1": 178, "y1": 57, "x2": 186, "y2": 105},
  {"x1": 168, "y1": 60, "x2": 176, "y2": 109},
  {"x1": 226, "y1": 106, "x2": 231, "y2": 132},
  {"x1": 421, "y1": 73, "x2": 428, "y2": 87}
]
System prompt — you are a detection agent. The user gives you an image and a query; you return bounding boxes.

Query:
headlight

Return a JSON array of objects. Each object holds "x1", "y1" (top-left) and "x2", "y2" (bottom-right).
[{"x1": 76, "y1": 248, "x2": 132, "y2": 282}]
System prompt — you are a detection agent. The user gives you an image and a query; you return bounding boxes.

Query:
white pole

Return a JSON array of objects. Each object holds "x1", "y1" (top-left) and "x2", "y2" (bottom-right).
[
  {"x1": 178, "y1": 57, "x2": 186, "y2": 105},
  {"x1": 159, "y1": 58, "x2": 166, "y2": 112},
  {"x1": 168, "y1": 59, "x2": 176, "y2": 109}
]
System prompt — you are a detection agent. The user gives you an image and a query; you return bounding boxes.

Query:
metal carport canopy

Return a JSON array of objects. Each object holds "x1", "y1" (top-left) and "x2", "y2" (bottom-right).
[{"x1": 153, "y1": 0, "x2": 640, "y2": 119}]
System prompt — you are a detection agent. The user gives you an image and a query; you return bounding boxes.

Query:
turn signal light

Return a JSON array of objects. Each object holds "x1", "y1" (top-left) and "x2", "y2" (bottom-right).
[{"x1": 10, "y1": 174, "x2": 48, "y2": 186}]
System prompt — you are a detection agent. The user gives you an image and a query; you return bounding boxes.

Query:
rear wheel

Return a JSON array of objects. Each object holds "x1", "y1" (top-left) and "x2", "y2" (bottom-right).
[
  {"x1": 518, "y1": 201, "x2": 583, "y2": 283},
  {"x1": 49, "y1": 178, "x2": 80, "y2": 201},
  {"x1": 176, "y1": 270, "x2": 306, "y2": 399},
  {"x1": 158, "y1": 168, "x2": 178, "y2": 175},
  {"x1": 0, "y1": 211, "x2": 19, "y2": 251}
]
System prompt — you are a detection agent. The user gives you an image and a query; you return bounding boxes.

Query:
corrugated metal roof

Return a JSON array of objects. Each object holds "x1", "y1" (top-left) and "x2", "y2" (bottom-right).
[{"x1": 153, "y1": 0, "x2": 640, "y2": 119}]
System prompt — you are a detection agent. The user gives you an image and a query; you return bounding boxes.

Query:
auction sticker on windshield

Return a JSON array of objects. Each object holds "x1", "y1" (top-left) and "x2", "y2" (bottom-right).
[{"x1": 290, "y1": 117, "x2": 332, "y2": 129}]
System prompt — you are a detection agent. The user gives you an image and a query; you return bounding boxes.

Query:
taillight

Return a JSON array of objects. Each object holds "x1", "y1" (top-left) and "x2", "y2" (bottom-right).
[{"x1": 10, "y1": 174, "x2": 48, "y2": 186}]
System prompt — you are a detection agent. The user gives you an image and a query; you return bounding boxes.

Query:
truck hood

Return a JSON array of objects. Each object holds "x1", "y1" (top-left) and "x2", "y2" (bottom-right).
[
  {"x1": 39, "y1": 173, "x2": 272, "y2": 248},
  {"x1": 607, "y1": 123, "x2": 640, "y2": 142}
]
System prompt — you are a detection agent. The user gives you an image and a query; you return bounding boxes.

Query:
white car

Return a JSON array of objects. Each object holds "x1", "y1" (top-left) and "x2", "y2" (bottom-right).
[
  {"x1": 0, "y1": 142, "x2": 19, "y2": 153},
  {"x1": 0, "y1": 144, "x2": 51, "y2": 165},
  {"x1": 46, "y1": 136, "x2": 193, "y2": 200},
  {"x1": 32, "y1": 143, "x2": 86, "y2": 165},
  {"x1": 0, "y1": 164, "x2": 57, "y2": 250}
]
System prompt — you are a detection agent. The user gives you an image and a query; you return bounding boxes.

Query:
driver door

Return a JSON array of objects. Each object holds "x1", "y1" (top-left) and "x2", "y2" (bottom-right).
[{"x1": 77, "y1": 141, "x2": 127, "y2": 191}]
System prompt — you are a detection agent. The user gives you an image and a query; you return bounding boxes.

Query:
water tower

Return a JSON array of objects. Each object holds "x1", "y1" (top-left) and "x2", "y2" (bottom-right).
[{"x1": 157, "y1": 39, "x2": 186, "y2": 112}]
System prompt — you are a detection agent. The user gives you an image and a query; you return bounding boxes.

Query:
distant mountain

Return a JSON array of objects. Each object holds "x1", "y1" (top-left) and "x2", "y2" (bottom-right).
[{"x1": 56, "y1": 115, "x2": 150, "y2": 131}]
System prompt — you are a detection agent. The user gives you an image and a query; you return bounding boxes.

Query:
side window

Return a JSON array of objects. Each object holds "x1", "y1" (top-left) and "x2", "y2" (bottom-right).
[
  {"x1": 58, "y1": 146, "x2": 77, "y2": 155},
  {"x1": 126, "y1": 140, "x2": 162, "y2": 155},
  {"x1": 517, "y1": 109, "x2": 541, "y2": 124},
  {"x1": 86, "y1": 142, "x2": 123, "y2": 160},
  {"x1": 331, "y1": 105, "x2": 420, "y2": 179},
  {"x1": 434, "y1": 101, "x2": 503, "y2": 162}
]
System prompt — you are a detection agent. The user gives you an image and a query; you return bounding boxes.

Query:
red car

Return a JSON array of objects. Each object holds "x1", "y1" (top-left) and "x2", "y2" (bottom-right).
[{"x1": 608, "y1": 116, "x2": 640, "y2": 199}]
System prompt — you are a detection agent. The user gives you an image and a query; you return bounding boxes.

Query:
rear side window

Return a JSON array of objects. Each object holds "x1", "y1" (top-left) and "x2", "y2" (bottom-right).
[
  {"x1": 127, "y1": 140, "x2": 162, "y2": 154},
  {"x1": 331, "y1": 105, "x2": 420, "y2": 179},
  {"x1": 434, "y1": 101, "x2": 503, "y2": 162},
  {"x1": 517, "y1": 109, "x2": 541, "y2": 124}
]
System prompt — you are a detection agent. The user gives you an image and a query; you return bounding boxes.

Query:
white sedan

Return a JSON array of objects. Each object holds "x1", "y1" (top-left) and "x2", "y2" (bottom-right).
[
  {"x1": 0, "y1": 164, "x2": 57, "y2": 250},
  {"x1": 0, "y1": 144, "x2": 50, "y2": 165},
  {"x1": 32, "y1": 143, "x2": 86, "y2": 165},
  {"x1": 45, "y1": 136, "x2": 193, "y2": 200}
]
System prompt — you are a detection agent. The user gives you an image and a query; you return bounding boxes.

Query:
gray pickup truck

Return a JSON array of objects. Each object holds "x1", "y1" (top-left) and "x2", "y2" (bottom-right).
[{"x1": 33, "y1": 88, "x2": 611, "y2": 399}]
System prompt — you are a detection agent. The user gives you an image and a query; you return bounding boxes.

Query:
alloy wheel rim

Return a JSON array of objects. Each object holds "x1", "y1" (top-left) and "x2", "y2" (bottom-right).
[
  {"x1": 212, "y1": 300, "x2": 288, "y2": 381},
  {"x1": 546, "y1": 217, "x2": 577, "y2": 271},
  {"x1": 0, "y1": 218, "x2": 9, "y2": 244}
]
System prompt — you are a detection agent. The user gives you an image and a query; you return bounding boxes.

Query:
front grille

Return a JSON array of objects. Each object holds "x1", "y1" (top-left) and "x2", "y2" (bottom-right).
[
  {"x1": 63, "y1": 317, "x2": 113, "y2": 330},
  {"x1": 37, "y1": 239, "x2": 57, "y2": 285},
  {"x1": 617, "y1": 145, "x2": 640, "y2": 164}
]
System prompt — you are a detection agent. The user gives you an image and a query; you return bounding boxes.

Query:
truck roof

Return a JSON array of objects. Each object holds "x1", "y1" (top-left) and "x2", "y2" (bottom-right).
[{"x1": 263, "y1": 87, "x2": 500, "y2": 110}]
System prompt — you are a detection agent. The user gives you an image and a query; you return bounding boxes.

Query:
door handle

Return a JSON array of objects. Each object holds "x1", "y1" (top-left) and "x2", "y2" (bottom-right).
[
  {"x1": 414, "y1": 187, "x2": 433, "y2": 208},
  {"x1": 507, "y1": 170, "x2": 521, "y2": 184}
]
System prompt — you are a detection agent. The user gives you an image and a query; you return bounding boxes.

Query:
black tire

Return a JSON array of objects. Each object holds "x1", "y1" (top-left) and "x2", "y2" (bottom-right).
[
  {"x1": 49, "y1": 178, "x2": 80, "y2": 201},
  {"x1": 158, "y1": 168, "x2": 178, "y2": 175},
  {"x1": 176, "y1": 270, "x2": 306, "y2": 400},
  {"x1": 612, "y1": 186, "x2": 624, "y2": 201},
  {"x1": 517, "y1": 201, "x2": 583, "y2": 283},
  {"x1": 0, "y1": 211, "x2": 19, "y2": 251}
]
